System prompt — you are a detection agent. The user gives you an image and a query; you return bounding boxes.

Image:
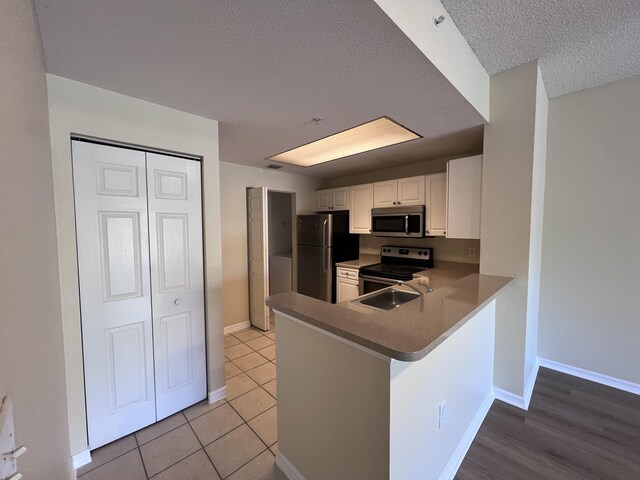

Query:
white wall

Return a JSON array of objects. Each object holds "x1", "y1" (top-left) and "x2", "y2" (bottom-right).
[
  {"x1": 220, "y1": 162, "x2": 321, "y2": 327},
  {"x1": 390, "y1": 300, "x2": 495, "y2": 479},
  {"x1": 480, "y1": 62, "x2": 548, "y2": 397},
  {"x1": 0, "y1": 2, "x2": 72, "y2": 478},
  {"x1": 47, "y1": 74, "x2": 225, "y2": 456},
  {"x1": 374, "y1": 0, "x2": 490, "y2": 120},
  {"x1": 539, "y1": 75, "x2": 640, "y2": 384}
]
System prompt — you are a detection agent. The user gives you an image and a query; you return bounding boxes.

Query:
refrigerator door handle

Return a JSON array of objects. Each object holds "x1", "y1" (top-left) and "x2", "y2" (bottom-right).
[{"x1": 322, "y1": 219, "x2": 328, "y2": 247}]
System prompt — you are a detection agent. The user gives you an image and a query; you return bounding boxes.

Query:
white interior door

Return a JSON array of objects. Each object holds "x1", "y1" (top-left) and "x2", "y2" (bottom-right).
[
  {"x1": 247, "y1": 187, "x2": 269, "y2": 331},
  {"x1": 146, "y1": 153, "x2": 207, "y2": 419},
  {"x1": 72, "y1": 141, "x2": 156, "y2": 449}
]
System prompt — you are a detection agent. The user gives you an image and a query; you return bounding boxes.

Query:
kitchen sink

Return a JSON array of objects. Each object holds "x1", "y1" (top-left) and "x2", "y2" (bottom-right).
[{"x1": 353, "y1": 288, "x2": 421, "y2": 311}]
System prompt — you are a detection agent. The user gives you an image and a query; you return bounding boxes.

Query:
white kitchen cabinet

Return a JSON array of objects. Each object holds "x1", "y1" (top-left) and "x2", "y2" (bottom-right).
[
  {"x1": 317, "y1": 187, "x2": 350, "y2": 211},
  {"x1": 424, "y1": 173, "x2": 447, "y2": 236},
  {"x1": 336, "y1": 267, "x2": 360, "y2": 302},
  {"x1": 373, "y1": 176, "x2": 424, "y2": 208},
  {"x1": 446, "y1": 155, "x2": 482, "y2": 239},
  {"x1": 349, "y1": 183, "x2": 374, "y2": 234}
]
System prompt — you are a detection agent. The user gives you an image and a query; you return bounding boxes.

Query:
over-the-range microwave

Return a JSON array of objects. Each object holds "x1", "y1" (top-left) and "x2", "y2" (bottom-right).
[{"x1": 370, "y1": 205, "x2": 425, "y2": 238}]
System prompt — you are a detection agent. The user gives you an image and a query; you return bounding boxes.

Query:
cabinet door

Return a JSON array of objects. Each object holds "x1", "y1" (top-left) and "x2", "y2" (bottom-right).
[
  {"x1": 72, "y1": 141, "x2": 156, "y2": 449},
  {"x1": 397, "y1": 176, "x2": 425, "y2": 206},
  {"x1": 333, "y1": 187, "x2": 350, "y2": 210},
  {"x1": 349, "y1": 184, "x2": 374, "y2": 234},
  {"x1": 425, "y1": 173, "x2": 447, "y2": 236},
  {"x1": 373, "y1": 180, "x2": 398, "y2": 208},
  {"x1": 317, "y1": 189, "x2": 332, "y2": 211},
  {"x1": 146, "y1": 153, "x2": 207, "y2": 420},
  {"x1": 337, "y1": 278, "x2": 360, "y2": 302},
  {"x1": 447, "y1": 155, "x2": 482, "y2": 239}
]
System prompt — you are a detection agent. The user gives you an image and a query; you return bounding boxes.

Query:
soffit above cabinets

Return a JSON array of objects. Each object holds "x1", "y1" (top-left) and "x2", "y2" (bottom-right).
[{"x1": 35, "y1": 0, "x2": 485, "y2": 179}]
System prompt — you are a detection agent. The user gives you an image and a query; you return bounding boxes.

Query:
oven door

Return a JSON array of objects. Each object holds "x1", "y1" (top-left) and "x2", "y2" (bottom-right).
[
  {"x1": 358, "y1": 274, "x2": 399, "y2": 296},
  {"x1": 370, "y1": 207, "x2": 424, "y2": 237}
]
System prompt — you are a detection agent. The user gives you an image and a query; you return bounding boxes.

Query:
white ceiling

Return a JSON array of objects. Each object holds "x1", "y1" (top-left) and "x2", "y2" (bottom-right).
[
  {"x1": 441, "y1": 0, "x2": 640, "y2": 98},
  {"x1": 34, "y1": 0, "x2": 486, "y2": 179}
]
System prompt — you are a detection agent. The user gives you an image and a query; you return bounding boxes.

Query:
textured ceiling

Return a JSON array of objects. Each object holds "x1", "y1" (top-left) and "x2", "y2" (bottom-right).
[
  {"x1": 441, "y1": 0, "x2": 640, "y2": 98},
  {"x1": 34, "y1": 0, "x2": 485, "y2": 179}
]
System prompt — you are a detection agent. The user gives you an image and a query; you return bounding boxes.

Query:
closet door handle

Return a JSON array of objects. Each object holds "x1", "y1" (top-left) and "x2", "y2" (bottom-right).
[{"x1": 173, "y1": 298, "x2": 182, "y2": 306}]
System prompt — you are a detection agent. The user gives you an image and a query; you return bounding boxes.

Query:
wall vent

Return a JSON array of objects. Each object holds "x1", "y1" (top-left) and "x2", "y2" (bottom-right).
[{"x1": 267, "y1": 164, "x2": 283, "y2": 170}]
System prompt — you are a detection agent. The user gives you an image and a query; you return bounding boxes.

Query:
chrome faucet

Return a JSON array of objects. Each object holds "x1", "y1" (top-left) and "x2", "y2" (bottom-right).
[{"x1": 396, "y1": 279, "x2": 432, "y2": 295}]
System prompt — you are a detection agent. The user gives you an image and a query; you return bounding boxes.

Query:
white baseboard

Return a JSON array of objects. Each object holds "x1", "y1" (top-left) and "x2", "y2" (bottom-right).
[
  {"x1": 494, "y1": 359, "x2": 540, "y2": 411},
  {"x1": 538, "y1": 357, "x2": 640, "y2": 396},
  {"x1": 224, "y1": 321, "x2": 251, "y2": 335},
  {"x1": 523, "y1": 359, "x2": 540, "y2": 409},
  {"x1": 439, "y1": 389, "x2": 494, "y2": 480},
  {"x1": 208, "y1": 385, "x2": 228, "y2": 404},
  {"x1": 72, "y1": 449, "x2": 92, "y2": 470},
  {"x1": 275, "y1": 451, "x2": 306, "y2": 480}
]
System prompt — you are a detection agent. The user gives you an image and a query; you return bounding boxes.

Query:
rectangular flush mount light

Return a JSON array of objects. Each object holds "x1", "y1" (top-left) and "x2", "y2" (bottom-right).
[{"x1": 267, "y1": 116, "x2": 421, "y2": 167}]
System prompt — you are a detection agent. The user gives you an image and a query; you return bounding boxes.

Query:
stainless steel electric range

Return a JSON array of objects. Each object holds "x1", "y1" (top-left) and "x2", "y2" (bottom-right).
[{"x1": 358, "y1": 246, "x2": 433, "y2": 296}]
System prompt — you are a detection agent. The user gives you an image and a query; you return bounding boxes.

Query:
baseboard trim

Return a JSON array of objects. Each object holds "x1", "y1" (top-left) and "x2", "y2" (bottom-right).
[
  {"x1": 538, "y1": 357, "x2": 640, "y2": 396},
  {"x1": 224, "y1": 321, "x2": 251, "y2": 335},
  {"x1": 439, "y1": 389, "x2": 494, "y2": 480},
  {"x1": 208, "y1": 385, "x2": 228, "y2": 404},
  {"x1": 523, "y1": 359, "x2": 540, "y2": 409},
  {"x1": 73, "y1": 449, "x2": 92, "y2": 470},
  {"x1": 494, "y1": 360, "x2": 540, "y2": 411},
  {"x1": 275, "y1": 451, "x2": 306, "y2": 480}
]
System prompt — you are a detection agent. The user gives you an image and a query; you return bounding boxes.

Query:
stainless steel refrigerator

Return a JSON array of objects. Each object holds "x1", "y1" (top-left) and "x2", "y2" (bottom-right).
[{"x1": 296, "y1": 212, "x2": 359, "y2": 303}]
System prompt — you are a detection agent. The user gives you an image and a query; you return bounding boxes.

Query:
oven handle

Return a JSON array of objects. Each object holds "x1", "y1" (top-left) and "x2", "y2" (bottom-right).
[{"x1": 358, "y1": 275, "x2": 399, "y2": 286}]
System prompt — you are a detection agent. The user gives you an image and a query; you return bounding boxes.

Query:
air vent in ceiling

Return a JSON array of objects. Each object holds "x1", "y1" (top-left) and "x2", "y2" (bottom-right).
[{"x1": 267, "y1": 164, "x2": 284, "y2": 170}]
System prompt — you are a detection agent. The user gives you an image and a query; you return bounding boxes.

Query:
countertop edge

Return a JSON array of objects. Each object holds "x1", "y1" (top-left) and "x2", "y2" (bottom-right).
[{"x1": 267, "y1": 274, "x2": 515, "y2": 362}]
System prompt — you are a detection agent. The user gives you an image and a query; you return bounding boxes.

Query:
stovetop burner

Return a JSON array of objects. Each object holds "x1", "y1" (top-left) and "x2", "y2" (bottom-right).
[{"x1": 358, "y1": 246, "x2": 433, "y2": 281}]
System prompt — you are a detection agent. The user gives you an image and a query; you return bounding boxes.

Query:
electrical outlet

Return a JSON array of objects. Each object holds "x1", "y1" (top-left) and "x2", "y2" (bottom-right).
[
  {"x1": 468, "y1": 247, "x2": 476, "y2": 257},
  {"x1": 438, "y1": 400, "x2": 446, "y2": 429}
]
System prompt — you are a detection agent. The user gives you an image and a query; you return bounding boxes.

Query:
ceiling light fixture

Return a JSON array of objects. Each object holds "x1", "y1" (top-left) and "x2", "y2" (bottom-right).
[{"x1": 267, "y1": 116, "x2": 421, "y2": 167}]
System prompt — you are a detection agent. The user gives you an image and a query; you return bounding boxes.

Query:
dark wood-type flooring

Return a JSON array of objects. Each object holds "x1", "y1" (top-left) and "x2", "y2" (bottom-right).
[{"x1": 456, "y1": 367, "x2": 640, "y2": 480}]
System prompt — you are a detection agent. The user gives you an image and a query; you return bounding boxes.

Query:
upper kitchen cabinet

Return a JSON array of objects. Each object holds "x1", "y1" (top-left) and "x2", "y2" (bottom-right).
[
  {"x1": 373, "y1": 176, "x2": 425, "y2": 207},
  {"x1": 446, "y1": 155, "x2": 482, "y2": 239},
  {"x1": 424, "y1": 173, "x2": 447, "y2": 236},
  {"x1": 349, "y1": 183, "x2": 374, "y2": 234},
  {"x1": 317, "y1": 187, "x2": 350, "y2": 211}
]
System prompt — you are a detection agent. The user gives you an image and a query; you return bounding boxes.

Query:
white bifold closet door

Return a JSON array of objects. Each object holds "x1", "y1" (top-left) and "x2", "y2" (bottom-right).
[{"x1": 73, "y1": 141, "x2": 206, "y2": 450}]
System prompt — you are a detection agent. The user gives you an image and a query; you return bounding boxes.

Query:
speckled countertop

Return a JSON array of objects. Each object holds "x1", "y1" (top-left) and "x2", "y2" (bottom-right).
[
  {"x1": 266, "y1": 263, "x2": 513, "y2": 362},
  {"x1": 335, "y1": 254, "x2": 380, "y2": 269}
]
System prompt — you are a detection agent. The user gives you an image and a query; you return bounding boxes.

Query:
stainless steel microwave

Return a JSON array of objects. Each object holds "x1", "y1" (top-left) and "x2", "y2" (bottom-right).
[{"x1": 370, "y1": 206, "x2": 425, "y2": 237}]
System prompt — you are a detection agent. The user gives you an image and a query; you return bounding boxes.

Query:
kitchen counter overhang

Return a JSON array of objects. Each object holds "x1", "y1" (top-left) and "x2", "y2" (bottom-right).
[{"x1": 266, "y1": 272, "x2": 514, "y2": 361}]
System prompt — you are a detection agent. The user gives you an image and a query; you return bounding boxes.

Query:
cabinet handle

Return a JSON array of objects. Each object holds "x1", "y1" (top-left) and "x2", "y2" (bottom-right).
[
  {"x1": 426, "y1": 230, "x2": 430, "y2": 234},
  {"x1": 398, "y1": 201, "x2": 401, "y2": 205},
  {"x1": 393, "y1": 201, "x2": 397, "y2": 205}
]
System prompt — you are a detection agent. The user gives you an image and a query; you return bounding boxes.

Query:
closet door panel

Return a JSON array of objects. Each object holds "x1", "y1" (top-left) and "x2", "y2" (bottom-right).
[
  {"x1": 146, "y1": 153, "x2": 207, "y2": 419},
  {"x1": 72, "y1": 141, "x2": 156, "y2": 449}
]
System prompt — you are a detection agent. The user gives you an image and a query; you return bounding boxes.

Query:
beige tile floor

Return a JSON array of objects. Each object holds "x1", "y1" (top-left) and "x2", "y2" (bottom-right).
[{"x1": 78, "y1": 324, "x2": 284, "y2": 480}]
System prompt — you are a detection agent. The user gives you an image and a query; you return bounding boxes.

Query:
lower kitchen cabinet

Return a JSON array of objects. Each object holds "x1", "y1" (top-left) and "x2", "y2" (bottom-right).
[{"x1": 336, "y1": 267, "x2": 360, "y2": 302}]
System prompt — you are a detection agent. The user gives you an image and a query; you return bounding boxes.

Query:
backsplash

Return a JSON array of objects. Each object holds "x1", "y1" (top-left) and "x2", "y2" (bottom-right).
[{"x1": 360, "y1": 235, "x2": 480, "y2": 264}]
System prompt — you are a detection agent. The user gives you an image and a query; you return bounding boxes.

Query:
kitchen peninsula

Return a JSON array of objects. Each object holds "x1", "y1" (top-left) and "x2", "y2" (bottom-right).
[{"x1": 267, "y1": 268, "x2": 513, "y2": 480}]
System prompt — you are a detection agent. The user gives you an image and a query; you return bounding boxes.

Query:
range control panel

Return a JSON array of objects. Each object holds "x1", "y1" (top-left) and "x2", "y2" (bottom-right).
[{"x1": 380, "y1": 246, "x2": 432, "y2": 261}]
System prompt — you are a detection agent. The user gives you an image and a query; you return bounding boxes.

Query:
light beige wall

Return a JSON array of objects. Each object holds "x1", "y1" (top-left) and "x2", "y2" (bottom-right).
[
  {"x1": 0, "y1": 2, "x2": 72, "y2": 478},
  {"x1": 539, "y1": 75, "x2": 640, "y2": 383},
  {"x1": 276, "y1": 312, "x2": 390, "y2": 479},
  {"x1": 480, "y1": 62, "x2": 547, "y2": 397},
  {"x1": 321, "y1": 157, "x2": 451, "y2": 188},
  {"x1": 46, "y1": 75, "x2": 225, "y2": 455},
  {"x1": 219, "y1": 162, "x2": 320, "y2": 327}
]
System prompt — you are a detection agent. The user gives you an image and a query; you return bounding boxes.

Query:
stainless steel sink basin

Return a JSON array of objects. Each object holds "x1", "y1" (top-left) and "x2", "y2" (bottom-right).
[{"x1": 354, "y1": 288, "x2": 421, "y2": 311}]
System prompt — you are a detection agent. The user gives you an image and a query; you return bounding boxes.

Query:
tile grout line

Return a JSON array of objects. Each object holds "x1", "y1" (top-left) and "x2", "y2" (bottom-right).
[{"x1": 185, "y1": 418, "x2": 225, "y2": 480}]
